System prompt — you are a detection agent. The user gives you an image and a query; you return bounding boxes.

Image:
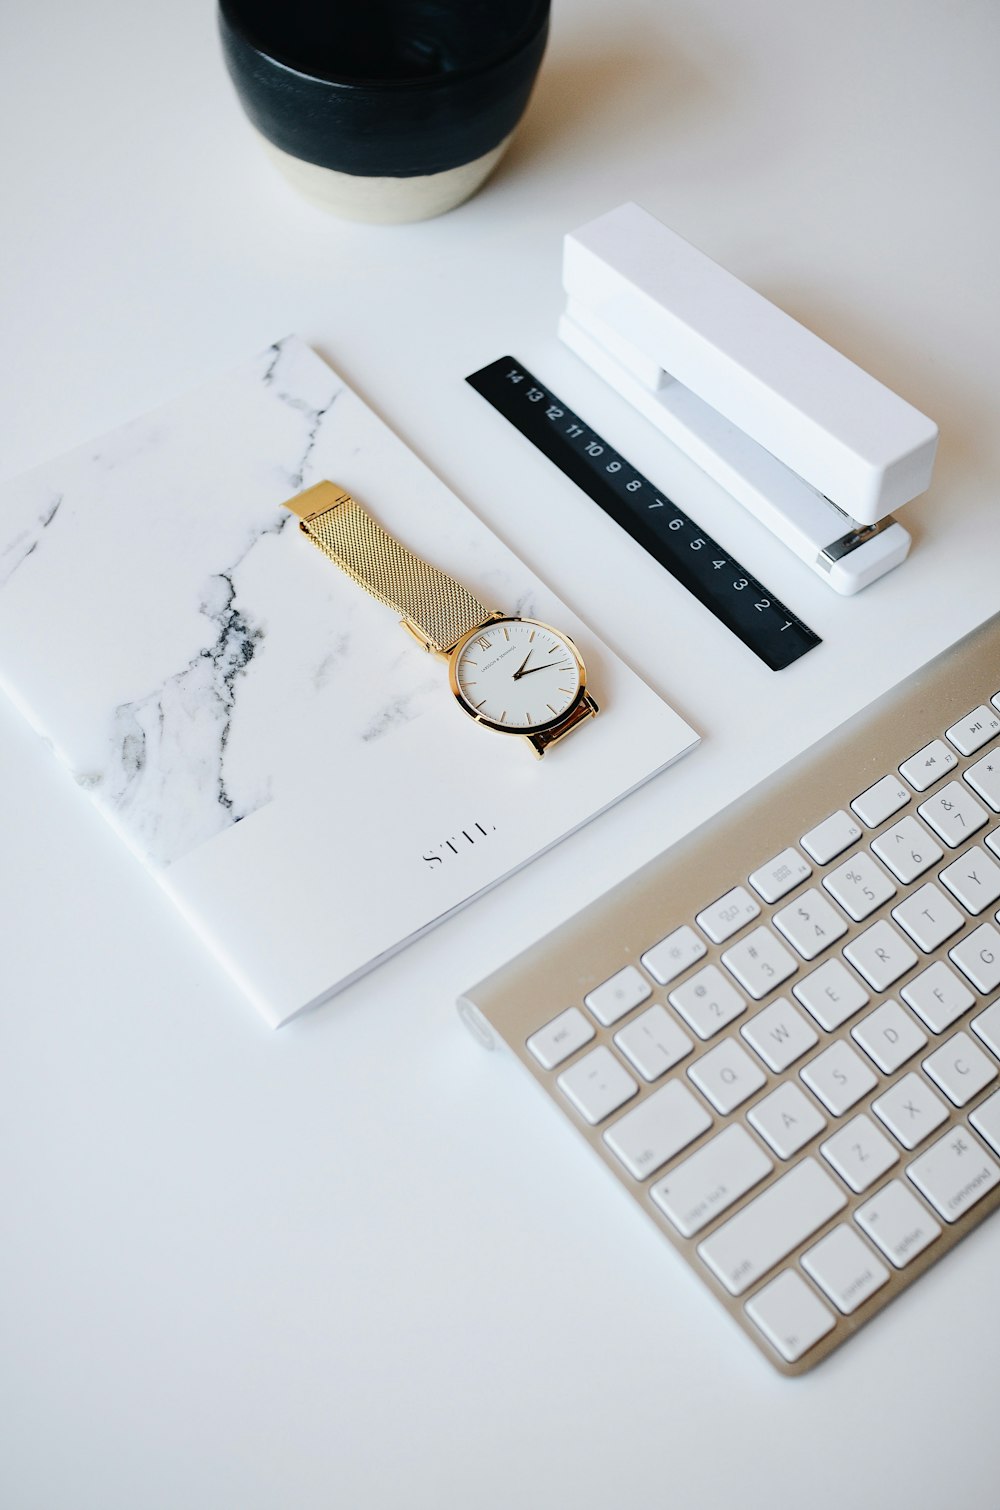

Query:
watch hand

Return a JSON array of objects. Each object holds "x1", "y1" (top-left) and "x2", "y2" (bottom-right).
[
  {"x1": 512, "y1": 651, "x2": 532, "y2": 680},
  {"x1": 518, "y1": 663, "x2": 561, "y2": 677}
]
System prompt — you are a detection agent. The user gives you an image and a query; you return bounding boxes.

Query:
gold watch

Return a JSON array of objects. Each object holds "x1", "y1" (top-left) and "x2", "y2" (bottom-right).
[{"x1": 283, "y1": 482, "x2": 598, "y2": 757}]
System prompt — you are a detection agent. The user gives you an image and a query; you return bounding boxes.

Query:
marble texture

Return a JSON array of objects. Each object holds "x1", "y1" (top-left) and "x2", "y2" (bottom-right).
[{"x1": 0, "y1": 338, "x2": 698, "y2": 1024}]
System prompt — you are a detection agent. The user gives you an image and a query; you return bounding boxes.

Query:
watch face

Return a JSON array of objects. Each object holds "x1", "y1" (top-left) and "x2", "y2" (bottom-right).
[{"x1": 450, "y1": 618, "x2": 585, "y2": 733}]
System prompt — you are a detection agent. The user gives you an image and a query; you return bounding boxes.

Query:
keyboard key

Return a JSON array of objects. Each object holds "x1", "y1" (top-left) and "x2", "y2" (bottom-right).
[
  {"x1": 801, "y1": 1225, "x2": 890, "y2": 1314},
  {"x1": 823, "y1": 852, "x2": 896, "y2": 921},
  {"x1": 696, "y1": 886, "x2": 760, "y2": 944},
  {"x1": 921, "y1": 1032, "x2": 998, "y2": 1106},
  {"x1": 744, "y1": 1270, "x2": 836, "y2": 1363},
  {"x1": 907, "y1": 1126, "x2": 1000, "y2": 1222},
  {"x1": 872, "y1": 1071, "x2": 949, "y2": 1149},
  {"x1": 843, "y1": 920, "x2": 918, "y2": 991},
  {"x1": 584, "y1": 964, "x2": 652, "y2": 1026},
  {"x1": 526, "y1": 1006, "x2": 594, "y2": 1069},
  {"x1": 748, "y1": 848, "x2": 811, "y2": 904},
  {"x1": 987, "y1": 828, "x2": 1000, "y2": 862},
  {"x1": 773, "y1": 889, "x2": 848, "y2": 960},
  {"x1": 650, "y1": 1125, "x2": 772, "y2": 1237},
  {"x1": 747, "y1": 1082, "x2": 826, "y2": 1159},
  {"x1": 640, "y1": 925, "x2": 706, "y2": 986},
  {"x1": 901, "y1": 961, "x2": 975, "y2": 1032},
  {"x1": 949, "y1": 922, "x2": 1000, "y2": 993},
  {"x1": 801, "y1": 1042, "x2": 878, "y2": 1116},
  {"x1": 721, "y1": 926, "x2": 797, "y2": 1000},
  {"x1": 557, "y1": 1046, "x2": 638, "y2": 1124},
  {"x1": 741, "y1": 997, "x2": 818, "y2": 1072},
  {"x1": 965, "y1": 753, "x2": 1000, "y2": 811},
  {"x1": 969, "y1": 1089, "x2": 1000, "y2": 1154},
  {"x1": 945, "y1": 704, "x2": 1000, "y2": 756},
  {"x1": 971, "y1": 1000, "x2": 1000, "y2": 1059},
  {"x1": 697, "y1": 1158, "x2": 846, "y2": 1296},
  {"x1": 938, "y1": 846, "x2": 1000, "y2": 915},
  {"x1": 687, "y1": 1038, "x2": 766, "y2": 1114},
  {"x1": 855, "y1": 1179, "x2": 941, "y2": 1267},
  {"x1": 669, "y1": 965, "x2": 747, "y2": 1039},
  {"x1": 614, "y1": 1005, "x2": 692, "y2": 1081},
  {"x1": 603, "y1": 1079, "x2": 712, "y2": 1179},
  {"x1": 852, "y1": 774, "x2": 910, "y2": 829},
  {"x1": 899, "y1": 738, "x2": 958, "y2": 792},
  {"x1": 891, "y1": 882, "x2": 964, "y2": 952},
  {"x1": 820, "y1": 1113, "x2": 899, "y2": 1193},
  {"x1": 918, "y1": 781, "x2": 989, "y2": 847},
  {"x1": 793, "y1": 958, "x2": 869, "y2": 1031},
  {"x1": 852, "y1": 999, "x2": 927, "y2": 1073},
  {"x1": 800, "y1": 810, "x2": 863, "y2": 865},
  {"x1": 871, "y1": 816, "x2": 943, "y2": 884}
]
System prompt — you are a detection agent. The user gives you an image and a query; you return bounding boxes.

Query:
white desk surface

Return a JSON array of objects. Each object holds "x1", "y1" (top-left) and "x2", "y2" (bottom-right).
[{"x1": 3, "y1": 2, "x2": 999, "y2": 1506}]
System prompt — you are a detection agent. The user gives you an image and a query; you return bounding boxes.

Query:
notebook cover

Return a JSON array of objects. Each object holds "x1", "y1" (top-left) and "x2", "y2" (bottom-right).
[{"x1": 0, "y1": 337, "x2": 698, "y2": 1025}]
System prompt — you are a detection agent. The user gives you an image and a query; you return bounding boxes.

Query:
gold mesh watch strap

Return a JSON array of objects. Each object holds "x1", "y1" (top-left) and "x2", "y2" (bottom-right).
[{"x1": 284, "y1": 482, "x2": 491, "y2": 653}]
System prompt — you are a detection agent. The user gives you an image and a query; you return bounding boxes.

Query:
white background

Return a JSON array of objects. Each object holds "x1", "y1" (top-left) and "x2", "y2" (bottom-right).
[{"x1": 2, "y1": 2, "x2": 999, "y2": 1506}]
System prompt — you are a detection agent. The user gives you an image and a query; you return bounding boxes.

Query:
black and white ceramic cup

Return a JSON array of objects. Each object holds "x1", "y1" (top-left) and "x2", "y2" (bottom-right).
[{"x1": 219, "y1": 0, "x2": 551, "y2": 222}]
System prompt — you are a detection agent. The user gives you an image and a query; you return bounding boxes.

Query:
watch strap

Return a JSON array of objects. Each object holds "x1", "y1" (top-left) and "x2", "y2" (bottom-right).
[
  {"x1": 527, "y1": 692, "x2": 599, "y2": 755},
  {"x1": 285, "y1": 482, "x2": 491, "y2": 653}
]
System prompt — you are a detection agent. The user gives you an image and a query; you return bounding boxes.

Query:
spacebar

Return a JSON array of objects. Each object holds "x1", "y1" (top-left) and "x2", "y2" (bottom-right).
[{"x1": 697, "y1": 1159, "x2": 847, "y2": 1296}]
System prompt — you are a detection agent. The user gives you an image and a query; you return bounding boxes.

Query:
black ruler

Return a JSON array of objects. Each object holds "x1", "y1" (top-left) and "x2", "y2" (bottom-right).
[{"x1": 467, "y1": 356, "x2": 820, "y2": 671}]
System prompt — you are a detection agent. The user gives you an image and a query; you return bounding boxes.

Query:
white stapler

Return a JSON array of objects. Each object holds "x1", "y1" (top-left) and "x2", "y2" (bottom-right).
[{"x1": 559, "y1": 203, "x2": 939, "y2": 594}]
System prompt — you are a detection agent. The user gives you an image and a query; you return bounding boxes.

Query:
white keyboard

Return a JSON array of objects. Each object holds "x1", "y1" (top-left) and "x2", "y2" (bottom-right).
[{"x1": 459, "y1": 613, "x2": 1000, "y2": 1373}]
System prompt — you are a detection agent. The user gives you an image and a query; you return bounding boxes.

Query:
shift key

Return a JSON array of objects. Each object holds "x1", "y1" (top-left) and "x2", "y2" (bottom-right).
[{"x1": 697, "y1": 1159, "x2": 846, "y2": 1295}]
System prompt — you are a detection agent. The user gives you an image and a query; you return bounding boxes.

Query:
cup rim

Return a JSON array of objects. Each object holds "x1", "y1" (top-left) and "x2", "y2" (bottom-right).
[{"x1": 218, "y1": 0, "x2": 551, "y2": 92}]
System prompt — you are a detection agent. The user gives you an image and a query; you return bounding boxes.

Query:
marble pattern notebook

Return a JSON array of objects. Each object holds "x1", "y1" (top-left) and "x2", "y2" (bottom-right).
[{"x1": 0, "y1": 337, "x2": 698, "y2": 1025}]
